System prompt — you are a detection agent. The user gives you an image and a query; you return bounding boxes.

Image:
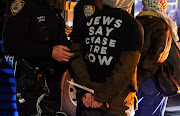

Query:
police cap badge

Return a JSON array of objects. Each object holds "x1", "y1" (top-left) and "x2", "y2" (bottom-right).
[
  {"x1": 84, "y1": 5, "x2": 95, "y2": 18},
  {"x1": 10, "y1": 0, "x2": 25, "y2": 16}
]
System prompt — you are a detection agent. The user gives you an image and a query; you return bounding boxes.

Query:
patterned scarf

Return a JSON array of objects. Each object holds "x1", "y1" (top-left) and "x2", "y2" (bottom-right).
[
  {"x1": 142, "y1": 0, "x2": 179, "y2": 41},
  {"x1": 102, "y1": 0, "x2": 134, "y2": 14}
]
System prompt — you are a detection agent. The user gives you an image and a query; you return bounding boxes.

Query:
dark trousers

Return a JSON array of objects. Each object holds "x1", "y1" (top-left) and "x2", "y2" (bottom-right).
[
  {"x1": 15, "y1": 70, "x2": 62, "y2": 116},
  {"x1": 135, "y1": 78, "x2": 168, "y2": 116}
]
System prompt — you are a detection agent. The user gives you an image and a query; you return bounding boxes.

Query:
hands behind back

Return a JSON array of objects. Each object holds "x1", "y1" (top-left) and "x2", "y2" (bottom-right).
[
  {"x1": 52, "y1": 45, "x2": 74, "y2": 62},
  {"x1": 82, "y1": 93, "x2": 102, "y2": 108}
]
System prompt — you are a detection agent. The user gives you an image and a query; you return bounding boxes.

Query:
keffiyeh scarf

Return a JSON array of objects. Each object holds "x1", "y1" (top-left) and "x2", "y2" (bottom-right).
[{"x1": 142, "y1": 0, "x2": 179, "y2": 41}]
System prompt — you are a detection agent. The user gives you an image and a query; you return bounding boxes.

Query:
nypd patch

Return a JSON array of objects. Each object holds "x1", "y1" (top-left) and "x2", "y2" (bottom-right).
[
  {"x1": 10, "y1": 0, "x2": 25, "y2": 16},
  {"x1": 84, "y1": 5, "x2": 95, "y2": 18}
]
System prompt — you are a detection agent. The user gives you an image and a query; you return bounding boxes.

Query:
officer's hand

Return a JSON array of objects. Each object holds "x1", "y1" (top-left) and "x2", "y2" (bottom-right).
[
  {"x1": 82, "y1": 93, "x2": 93, "y2": 108},
  {"x1": 52, "y1": 45, "x2": 74, "y2": 62}
]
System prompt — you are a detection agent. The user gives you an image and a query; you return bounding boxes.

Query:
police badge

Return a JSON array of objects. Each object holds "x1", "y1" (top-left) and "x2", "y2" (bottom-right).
[
  {"x1": 10, "y1": 0, "x2": 25, "y2": 16},
  {"x1": 84, "y1": 5, "x2": 95, "y2": 18}
]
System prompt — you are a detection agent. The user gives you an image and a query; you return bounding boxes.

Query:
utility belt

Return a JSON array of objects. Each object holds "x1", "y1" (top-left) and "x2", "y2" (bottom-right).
[
  {"x1": 15, "y1": 59, "x2": 68, "y2": 116},
  {"x1": 15, "y1": 59, "x2": 54, "y2": 95}
]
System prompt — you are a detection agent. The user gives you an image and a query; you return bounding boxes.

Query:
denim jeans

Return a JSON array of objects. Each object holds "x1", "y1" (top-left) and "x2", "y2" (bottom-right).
[{"x1": 135, "y1": 78, "x2": 168, "y2": 116}]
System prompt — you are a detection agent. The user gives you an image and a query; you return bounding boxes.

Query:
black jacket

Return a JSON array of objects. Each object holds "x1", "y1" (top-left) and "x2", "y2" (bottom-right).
[
  {"x1": 136, "y1": 12, "x2": 172, "y2": 83},
  {"x1": 2, "y1": 0, "x2": 67, "y2": 60}
]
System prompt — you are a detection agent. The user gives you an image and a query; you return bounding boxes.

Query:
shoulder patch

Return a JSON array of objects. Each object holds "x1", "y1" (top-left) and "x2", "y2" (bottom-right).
[
  {"x1": 84, "y1": 5, "x2": 95, "y2": 18},
  {"x1": 10, "y1": 0, "x2": 25, "y2": 16}
]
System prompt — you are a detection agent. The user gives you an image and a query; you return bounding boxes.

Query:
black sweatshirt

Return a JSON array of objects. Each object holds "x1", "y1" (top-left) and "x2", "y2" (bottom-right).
[
  {"x1": 71, "y1": 5, "x2": 144, "y2": 107},
  {"x1": 84, "y1": 5, "x2": 143, "y2": 82}
]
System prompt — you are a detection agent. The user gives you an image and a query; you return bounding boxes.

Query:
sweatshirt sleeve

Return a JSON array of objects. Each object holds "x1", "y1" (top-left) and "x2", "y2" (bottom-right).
[
  {"x1": 70, "y1": 42, "x2": 92, "y2": 87},
  {"x1": 71, "y1": 42, "x2": 141, "y2": 102},
  {"x1": 70, "y1": 19, "x2": 143, "y2": 103},
  {"x1": 93, "y1": 51, "x2": 141, "y2": 102}
]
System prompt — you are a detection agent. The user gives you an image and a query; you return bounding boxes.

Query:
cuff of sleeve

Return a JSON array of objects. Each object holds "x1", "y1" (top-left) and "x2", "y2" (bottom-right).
[
  {"x1": 47, "y1": 45, "x2": 54, "y2": 59},
  {"x1": 93, "y1": 83, "x2": 117, "y2": 103}
]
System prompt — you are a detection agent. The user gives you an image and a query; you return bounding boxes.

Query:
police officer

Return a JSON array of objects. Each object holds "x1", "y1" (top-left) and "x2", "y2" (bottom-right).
[
  {"x1": 135, "y1": 0, "x2": 176, "y2": 115},
  {"x1": 2, "y1": 0, "x2": 74, "y2": 116}
]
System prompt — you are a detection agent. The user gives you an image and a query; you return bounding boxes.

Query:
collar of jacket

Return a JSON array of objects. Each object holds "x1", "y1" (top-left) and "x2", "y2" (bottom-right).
[{"x1": 137, "y1": 11, "x2": 159, "y2": 18}]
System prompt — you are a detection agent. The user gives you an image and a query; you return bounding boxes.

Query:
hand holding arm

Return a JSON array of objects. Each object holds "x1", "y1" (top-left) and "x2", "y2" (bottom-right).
[
  {"x1": 52, "y1": 45, "x2": 74, "y2": 62},
  {"x1": 82, "y1": 93, "x2": 102, "y2": 108}
]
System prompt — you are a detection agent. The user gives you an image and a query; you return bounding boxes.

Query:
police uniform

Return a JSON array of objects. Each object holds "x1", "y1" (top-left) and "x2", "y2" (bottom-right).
[{"x1": 2, "y1": 0, "x2": 69, "y2": 116}]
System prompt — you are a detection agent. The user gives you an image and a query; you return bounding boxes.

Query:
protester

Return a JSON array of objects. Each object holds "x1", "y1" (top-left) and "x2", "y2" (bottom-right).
[
  {"x1": 135, "y1": 0, "x2": 178, "y2": 115},
  {"x1": 70, "y1": 0, "x2": 143, "y2": 115}
]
